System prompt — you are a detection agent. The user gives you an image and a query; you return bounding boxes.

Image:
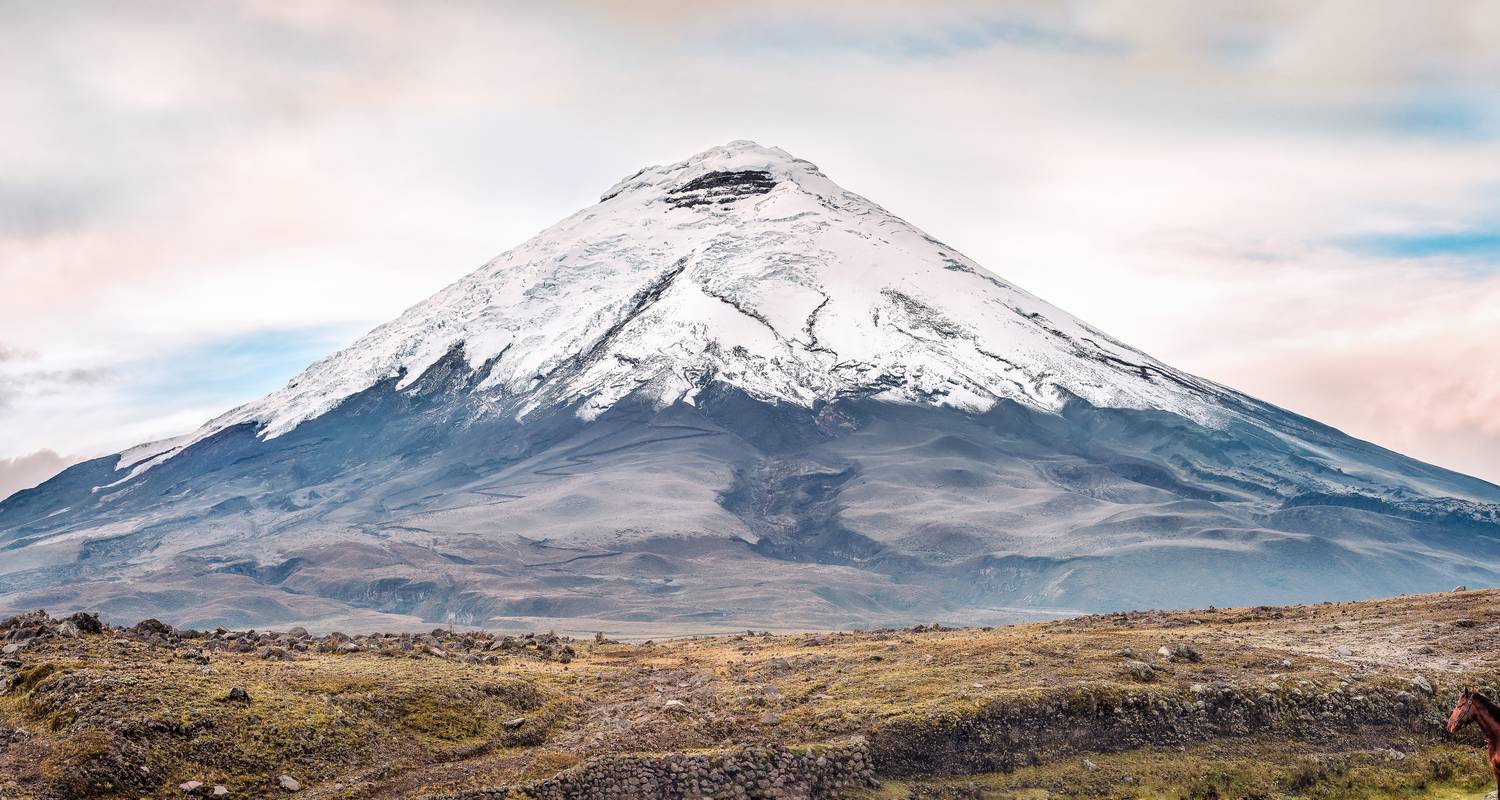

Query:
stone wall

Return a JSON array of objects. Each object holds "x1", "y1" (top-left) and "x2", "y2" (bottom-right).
[
  {"x1": 440, "y1": 740, "x2": 876, "y2": 800},
  {"x1": 869, "y1": 680, "x2": 1461, "y2": 776},
  {"x1": 437, "y1": 680, "x2": 1490, "y2": 798}
]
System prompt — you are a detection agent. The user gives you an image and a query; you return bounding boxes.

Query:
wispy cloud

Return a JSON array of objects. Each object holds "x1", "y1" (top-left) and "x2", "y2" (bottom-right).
[
  {"x1": 0, "y1": 366, "x2": 112, "y2": 411},
  {"x1": 3, "y1": 0, "x2": 1500, "y2": 483},
  {"x1": 0, "y1": 343, "x2": 34, "y2": 362}
]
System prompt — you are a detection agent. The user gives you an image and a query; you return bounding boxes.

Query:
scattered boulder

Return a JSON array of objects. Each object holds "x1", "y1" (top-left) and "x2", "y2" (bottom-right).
[
  {"x1": 277, "y1": 775, "x2": 302, "y2": 792},
  {"x1": 1158, "y1": 642, "x2": 1202, "y2": 662},
  {"x1": 0, "y1": 610, "x2": 49, "y2": 635},
  {"x1": 1334, "y1": 645, "x2": 1354, "y2": 657},
  {"x1": 688, "y1": 671, "x2": 715, "y2": 687},
  {"x1": 662, "y1": 699, "x2": 690, "y2": 714},
  {"x1": 179, "y1": 780, "x2": 204, "y2": 793},
  {"x1": 1453, "y1": 585, "x2": 1468, "y2": 592},
  {"x1": 1411, "y1": 675, "x2": 1435, "y2": 697},
  {"x1": 226, "y1": 686, "x2": 251, "y2": 704},
  {"x1": 502, "y1": 716, "x2": 527, "y2": 730},
  {"x1": 66, "y1": 611, "x2": 103, "y2": 634},
  {"x1": 0, "y1": 726, "x2": 31, "y2": 751},
  {"x1": 134, "y1": 618, "x2": 175, "y2": 637},
  {"x1": 212, "y1": 786, "x2": 229, "y2": 797},
  {"x1": 1127, "y1": 661, "x2": 1155, "y2": 682}
]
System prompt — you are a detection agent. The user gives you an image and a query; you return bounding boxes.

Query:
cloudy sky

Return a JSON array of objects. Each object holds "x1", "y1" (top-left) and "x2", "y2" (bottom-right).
[{"x1": 3, "y1": 0, "x2": 1499, "y2": 498}]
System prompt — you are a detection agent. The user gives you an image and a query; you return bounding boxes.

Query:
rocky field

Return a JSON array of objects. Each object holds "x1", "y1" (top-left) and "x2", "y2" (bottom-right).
[{"x1": 2, "y1": 589, "x2": 1498, "y2": 799}]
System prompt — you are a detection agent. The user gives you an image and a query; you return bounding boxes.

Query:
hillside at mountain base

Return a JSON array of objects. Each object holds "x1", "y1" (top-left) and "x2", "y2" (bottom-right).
[
  {"x1": 1, "y1": 589, "x2": 1498, "y2": 799},
  {"x1": 1, "y1": 140, "x2": 1498, "y2": 631}
]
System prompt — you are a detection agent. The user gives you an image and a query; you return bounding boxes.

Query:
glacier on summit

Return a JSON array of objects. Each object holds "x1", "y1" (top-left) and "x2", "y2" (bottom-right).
[
  {"x1": 131, "y1": 142, "x2": 1222, "y2": 466},
  {"x1": 3, "y1": 141, "x2": 1498, "y2": 632}
]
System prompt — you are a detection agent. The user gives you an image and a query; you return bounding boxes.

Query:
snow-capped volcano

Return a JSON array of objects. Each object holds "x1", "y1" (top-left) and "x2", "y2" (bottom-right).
[
  {"x1": 4, "y1": 142, "x2": 1499, "y2": 633},
  {"x1": 131, "y1": 141, "x2": 1220, "y2": 471}
]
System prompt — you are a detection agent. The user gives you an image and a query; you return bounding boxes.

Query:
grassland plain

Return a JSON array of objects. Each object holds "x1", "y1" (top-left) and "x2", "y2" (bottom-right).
[{"x1": 1, "y1": 589, "x2": 1497, "y2": 799}]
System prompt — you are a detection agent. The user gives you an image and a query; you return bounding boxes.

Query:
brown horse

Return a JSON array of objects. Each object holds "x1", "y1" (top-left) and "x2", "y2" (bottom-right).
[{"x1": 1449, "y1": 687, "x2": 1500, "y2": 796}]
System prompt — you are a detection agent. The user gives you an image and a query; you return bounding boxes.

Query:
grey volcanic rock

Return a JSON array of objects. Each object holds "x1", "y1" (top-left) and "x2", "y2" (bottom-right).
[{"x1": 2, "y1": 142, "x2": 1499, "y2": 632}]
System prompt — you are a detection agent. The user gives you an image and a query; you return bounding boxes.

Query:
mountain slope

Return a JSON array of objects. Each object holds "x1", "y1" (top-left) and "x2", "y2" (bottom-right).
[
  {"x1": 116, "y1": 141, "x2": 1232, "y2": 471},
  {"x1": 2, "y1": 141, "x2": 1498, "y2": 631}
]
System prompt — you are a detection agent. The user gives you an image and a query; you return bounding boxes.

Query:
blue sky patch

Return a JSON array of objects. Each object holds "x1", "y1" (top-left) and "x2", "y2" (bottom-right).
[
  {"x1": 128, "y1": 325, "x2": 365, "y2": 410},
  {"x1": 1385, "y1": 97, "x2": 1492, "y2": 140},
  {"x1": 1339, "y1": 228, "x2": 1500, "y2": 266},
  {"x1": 713, "y1": 16, "x2": 1127, "y2": 61}
]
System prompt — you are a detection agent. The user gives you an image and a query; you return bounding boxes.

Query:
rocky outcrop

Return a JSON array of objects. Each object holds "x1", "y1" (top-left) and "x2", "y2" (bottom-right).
[{"x1": 664, "y1": 169, "x2": 778, "y2": 208}]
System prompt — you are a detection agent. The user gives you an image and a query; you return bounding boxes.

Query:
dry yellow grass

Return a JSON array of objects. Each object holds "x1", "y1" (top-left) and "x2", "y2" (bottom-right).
[{"x1": 1, "y1": 589, "x2": 1497, "y2": 798}]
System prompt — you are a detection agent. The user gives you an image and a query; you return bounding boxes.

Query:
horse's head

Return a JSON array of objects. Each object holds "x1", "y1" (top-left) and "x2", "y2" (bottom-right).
[{"x1": 1449, "y1": 686, "x2": 1477, "y2": 732}]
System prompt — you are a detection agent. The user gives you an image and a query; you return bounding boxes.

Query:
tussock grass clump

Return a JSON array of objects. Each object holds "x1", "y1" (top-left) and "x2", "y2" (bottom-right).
[{"x1": 36, "y1": 730, "x2": 147, "y2": 799}]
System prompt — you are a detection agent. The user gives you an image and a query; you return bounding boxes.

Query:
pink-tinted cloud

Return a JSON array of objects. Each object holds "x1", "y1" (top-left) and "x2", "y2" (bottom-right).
[{"x1": 2, "y1": 1, "x2": 1498, "y2": 485}]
